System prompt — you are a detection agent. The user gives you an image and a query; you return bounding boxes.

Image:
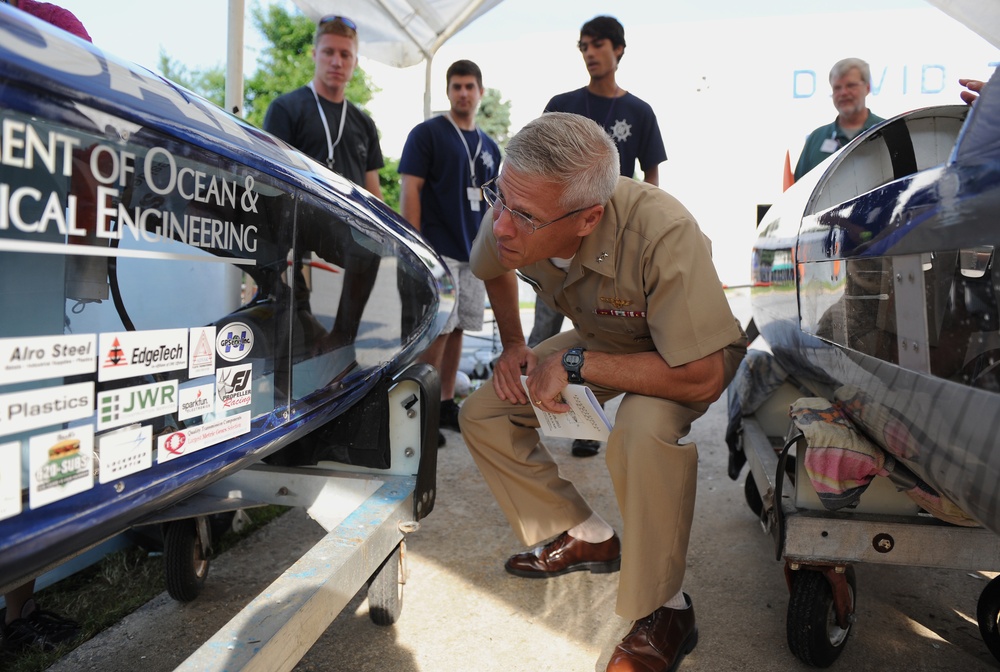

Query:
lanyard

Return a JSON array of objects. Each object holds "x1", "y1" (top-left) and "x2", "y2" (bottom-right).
[
  {"x1": 308, "y1": 81, "x2": 347, "y2": 170},
  {"x1": 445, "y1": 112, "x2": 483, "y2": 187}
]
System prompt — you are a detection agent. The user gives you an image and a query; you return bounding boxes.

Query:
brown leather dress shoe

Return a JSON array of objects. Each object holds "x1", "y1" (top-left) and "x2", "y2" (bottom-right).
[
  {"x1": 505, "y1": 531, "x2": 621, "y2": 578},
  {"x1": 607, "y1": 595, "x2": 698, "y2": 672}
]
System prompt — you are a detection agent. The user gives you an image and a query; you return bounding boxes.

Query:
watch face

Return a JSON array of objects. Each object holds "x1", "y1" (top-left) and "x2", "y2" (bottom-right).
[{"x1": 564, "y1": 352, "x2": 583, "y2": 367}]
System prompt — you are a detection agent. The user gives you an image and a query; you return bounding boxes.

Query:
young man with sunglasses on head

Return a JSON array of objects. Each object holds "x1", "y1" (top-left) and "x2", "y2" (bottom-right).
[
  {"x1": 263, "y1": 15, "x2": 384, "y2": 198},
  {"x1": 527, "y1": 16, "x2": 667, "y2": 458},
  {"x1": 398, "y1": 60, "x2": 502, "y2": 445},
  {"x1": 459, "y1": 112, "x2": 745, "y2": 672}
]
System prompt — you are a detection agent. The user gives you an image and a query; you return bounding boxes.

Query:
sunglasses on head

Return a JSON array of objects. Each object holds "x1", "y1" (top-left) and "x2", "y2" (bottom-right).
[{"x1": 319, "y1": 15, "x2": 357, "y2": 31}]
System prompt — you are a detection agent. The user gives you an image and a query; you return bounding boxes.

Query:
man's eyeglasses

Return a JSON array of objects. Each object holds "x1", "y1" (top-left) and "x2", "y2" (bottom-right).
[
  {"x1": 319, "y1": 15, "x2": 357, "y2": 31},
  {"x1": 482, "y1": 179, "x2": 592, "y2": 235}
]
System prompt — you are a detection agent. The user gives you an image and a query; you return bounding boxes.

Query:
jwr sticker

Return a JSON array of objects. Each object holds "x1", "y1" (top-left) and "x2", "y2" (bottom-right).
[
  {"x1": 0, "y1": 441, "x2": 22, "y2": 522},
  {"x1": 0, "y1": 334, "x2": 96, "y2": 385},
  {"x1": 99, "y1": 329, "x2": 187, "y2": 382},
  {"x1": 157, "y1": 411, "x2": 250, "y2": 463},
  {"x1": 0, "y1": 382, "x2": 93, "y2": 437},
  {"x1": 97, "y1": 425, "x2": 152, "y2": 484},
  {"x1": 216, "y1": 322, "x2": 253, "y2": 362},
  {"x1": 97, "y1": 380, "x2": 178, "y2": 431},
  {"x1": 29, "y1": 424, "x2": 94, "y2": 509},
  {"x1": 216, "y1": 364, "x2": 252, "y2": 410}
]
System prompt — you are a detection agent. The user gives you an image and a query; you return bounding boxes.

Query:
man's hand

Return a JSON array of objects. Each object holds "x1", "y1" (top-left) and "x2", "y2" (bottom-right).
[
  {"x1": 491, "y1": 342, "x2": 536, "y2": 404},
  {"x1": 959, "y1": 78, "x2": 985, "y2": 105},
  {"x1": 523, "y1": 350, "x2": 573, "y2": 414}
]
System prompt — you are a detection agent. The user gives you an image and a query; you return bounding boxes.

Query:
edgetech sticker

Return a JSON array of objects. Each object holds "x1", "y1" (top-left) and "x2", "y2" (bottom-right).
[
  {"x1": 0, "y1": 382, "x2": 93, "y2": 437},
  {"x1": 0, "y1": 441, "x2": 22, "y2": 522},
  {"x1": 0, "y1": 334, "x2": 96, "y2": 384},
  {"x1": 97, "y1": 380, "x2": 178, "y2": 431},
  {"x1": 29, "y1": 424, "x2": 94, "y2": 508},
  {"x1": 98, "y1": 328, "x2": 187, "y2": 382}
]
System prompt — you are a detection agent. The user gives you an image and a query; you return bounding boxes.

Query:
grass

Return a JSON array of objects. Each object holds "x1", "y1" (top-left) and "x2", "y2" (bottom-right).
[{"x1": 0, "y1": 505, "x2": 289, "y2": 672}]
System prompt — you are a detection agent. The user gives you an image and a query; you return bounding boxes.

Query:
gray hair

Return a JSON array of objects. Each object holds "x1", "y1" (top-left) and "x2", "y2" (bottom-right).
[
  {"x1": 504, "y1": 112, "x2": 620, "y2": 209},
  {"x1": 829, "y1": 57, "x2": 872, "y2": 86}
]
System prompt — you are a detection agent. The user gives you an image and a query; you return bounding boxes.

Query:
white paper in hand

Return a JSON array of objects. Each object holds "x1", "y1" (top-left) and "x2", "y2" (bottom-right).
[{"x1": 520, "y1": 376, "x2": 612, "y2": 441}]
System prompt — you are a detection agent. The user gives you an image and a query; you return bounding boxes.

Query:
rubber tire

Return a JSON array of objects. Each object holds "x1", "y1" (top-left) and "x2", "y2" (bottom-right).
[
  {"x1": 368, "y1": 543, "x2": 404, "y2": 626},
  {"x1": 745, "y1": 472, "x2": 764, "y2": 517},
  {"x1": 977, "y1": 575, "x2": 1000, "y2": 663},
  {"x1": 786, "y1": 567, "x2": 855, "y2": 668},
  {"x1": 164, "y1": 519, "x2": 209, "y2": 603}
]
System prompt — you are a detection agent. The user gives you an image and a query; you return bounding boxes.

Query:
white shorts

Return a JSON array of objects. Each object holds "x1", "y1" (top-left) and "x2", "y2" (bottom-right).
[{"x1": 442, "y1": 257, "x2": 486, "y2": 333}]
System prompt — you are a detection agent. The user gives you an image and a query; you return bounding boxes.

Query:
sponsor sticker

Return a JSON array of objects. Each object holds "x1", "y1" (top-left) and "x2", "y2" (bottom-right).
[
  {"x1": 98, "y1": 328, "x2": 188, "y2": 382},
  {"x1": 189, "y1": 326, "x2": 216, "y2": 378},
  {"x1": 0, "y1": 334, "x2": 96, "y2": 385},
  {"x1": 0, "y1": 441, "x2": 21, "y2": 522},
  {"x1": 157, "y1": 411, "x2": 250, "y2": 463},
  {"x1": 216, "y1": 363, "x2": 252, "y2": 410},
  {"x1": 97, "y1": 424, "x2": 152, "y2": 484},
  {"x1": 97, "y1": 380, "x2": 178, "y2": 431},
  {"x1": 178, "y1": 380, "x2": 215, "y2": 421},
  {"x1": 29, "y1": 424, "x2": 94, "y2": 508},
  {"x1": 216, "y1": 322, "x2": 253, "y2": 362},
  {"x1": 0, "y1": 382, "x2": 93, "y2": 437}
]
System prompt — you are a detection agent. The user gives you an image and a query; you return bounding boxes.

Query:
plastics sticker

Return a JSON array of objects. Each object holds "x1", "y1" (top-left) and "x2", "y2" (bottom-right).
[
  {"x1": 29, "y1": 424, "x2": 94, "y2": 508},
  {"x1": 0, "y1": 381, "x2": 93, "y2": 437}
]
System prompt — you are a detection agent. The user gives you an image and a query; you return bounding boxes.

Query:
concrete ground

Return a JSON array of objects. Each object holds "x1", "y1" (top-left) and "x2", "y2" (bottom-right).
[{"x1": 50, "y1": 294, "x2": 1000, "y2": 672}]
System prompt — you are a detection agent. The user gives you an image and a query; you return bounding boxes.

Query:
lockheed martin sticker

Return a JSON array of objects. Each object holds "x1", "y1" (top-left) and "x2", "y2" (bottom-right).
[
  {"x1": 216, "y1": 363, "x2": 252, "y2": 410},
  {"x1": 0, "y1": 334, "x2": 96, "y2": 385},
  {"x1": 189, "y1": 326, "x2": 216, "y2": 378},
  {"x1": 98, "y1": 328, "x2": 187, "y2": 382},
  {"x1": 0, "y1": 382, "x2": 93, "y2": 437},
  {"x1": 178, "y1": 380, "x2": 215, "y2": 421},
  {"x1": 29, "y1": 424, "x2": 94, "y2": 508},
  {"x1": 97, "y1": 424, "x2": 152, "y2": 484},
  {"x1": 97, "y1": 380, "x2": 178, "y2": 431},
  {"x1": 157, "y1": 411, "x2": 250, "y2": 463},
  {"x1": 216, "y1": 322, "x2": 253, "y2": 362},
  {"x1": 0, "y1": 441, "x2": 21, "y2": 522}
]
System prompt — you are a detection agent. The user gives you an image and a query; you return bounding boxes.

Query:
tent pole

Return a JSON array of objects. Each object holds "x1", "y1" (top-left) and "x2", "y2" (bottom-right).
[
  {"x1": 424, "y1": 55, "x2": 434, "y2": 120},
  {"x1": 225, "y1": 0, "x2": 245, "y2": 116}
]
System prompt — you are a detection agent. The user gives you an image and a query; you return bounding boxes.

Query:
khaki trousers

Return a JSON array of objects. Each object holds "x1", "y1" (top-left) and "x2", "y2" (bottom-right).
[{"x1": 460, "y1": 330, "x2": 744, "y2": 620}]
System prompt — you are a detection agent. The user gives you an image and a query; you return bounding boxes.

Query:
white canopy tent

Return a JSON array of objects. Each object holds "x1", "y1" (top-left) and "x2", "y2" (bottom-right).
[{"x1": 222, "y1": 0, "x2": 504, "y2": 119}]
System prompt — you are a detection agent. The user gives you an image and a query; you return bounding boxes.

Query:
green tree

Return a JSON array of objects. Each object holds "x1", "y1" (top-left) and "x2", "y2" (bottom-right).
[{"x1": 477, "y1": 87, "x2": 511, "y2": 150}]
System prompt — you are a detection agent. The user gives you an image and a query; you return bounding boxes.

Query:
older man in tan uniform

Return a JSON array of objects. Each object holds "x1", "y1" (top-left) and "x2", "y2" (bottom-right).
[{"x1": 459, "y1": 112, "x2": 746, "y2": 672}]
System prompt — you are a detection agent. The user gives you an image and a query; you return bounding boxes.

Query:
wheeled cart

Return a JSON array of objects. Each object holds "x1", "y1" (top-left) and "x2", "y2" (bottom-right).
[{"x1": 738, "y1": 382, "x2": 1000, "y2": 668}]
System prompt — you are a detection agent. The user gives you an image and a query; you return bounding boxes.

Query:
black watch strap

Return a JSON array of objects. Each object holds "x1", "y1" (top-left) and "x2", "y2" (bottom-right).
[{"x1": 563, "y1": 347, "x2": 586, "y2": 384}]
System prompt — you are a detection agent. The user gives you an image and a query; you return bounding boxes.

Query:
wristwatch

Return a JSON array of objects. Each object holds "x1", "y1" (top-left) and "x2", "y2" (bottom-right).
[{"x1": 562, "y1": 347, "x2": 586, "y2": 384}]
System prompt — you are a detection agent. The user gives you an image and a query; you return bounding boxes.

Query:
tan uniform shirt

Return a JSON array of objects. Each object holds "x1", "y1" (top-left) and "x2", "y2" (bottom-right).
[{"x1": 470, "y1": 176, "x2": 742, "y2": 366}]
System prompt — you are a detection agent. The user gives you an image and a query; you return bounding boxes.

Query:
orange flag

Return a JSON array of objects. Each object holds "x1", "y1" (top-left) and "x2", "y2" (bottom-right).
[{"x1": 783, "y1": 150, "x2": 794, "y2": 191}]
